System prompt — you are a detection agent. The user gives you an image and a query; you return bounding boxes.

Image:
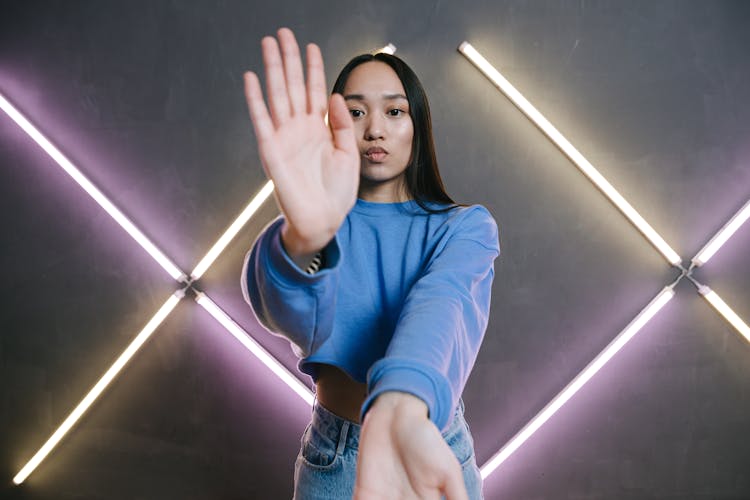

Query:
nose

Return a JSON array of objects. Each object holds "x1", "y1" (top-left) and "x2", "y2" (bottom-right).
[{"x1": 364, "y1": 113, "x2": 385, "y2": 141}]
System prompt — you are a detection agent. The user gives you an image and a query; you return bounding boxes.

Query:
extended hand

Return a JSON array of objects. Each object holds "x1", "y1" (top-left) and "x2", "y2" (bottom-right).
[
  {"x1": 243, "y1": 28, "x2": 360, "y2": 257},
  {"x1": 354, "y1": 392, "x2": 469, "y2": 500}
]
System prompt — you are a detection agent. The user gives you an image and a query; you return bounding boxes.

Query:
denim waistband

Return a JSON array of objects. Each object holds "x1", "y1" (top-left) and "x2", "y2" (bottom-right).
[
  {"x1": 311, "y1": 400, "x2": 362, "y2": 452},
  {"x1": 310, "y1": 397, "x2": 465, "y2": 454}
]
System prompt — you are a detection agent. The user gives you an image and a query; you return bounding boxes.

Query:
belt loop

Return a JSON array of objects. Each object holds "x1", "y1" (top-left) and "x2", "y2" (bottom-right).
[{"x1": 336, "y1": 420, "x2": 350, "y2": 456}]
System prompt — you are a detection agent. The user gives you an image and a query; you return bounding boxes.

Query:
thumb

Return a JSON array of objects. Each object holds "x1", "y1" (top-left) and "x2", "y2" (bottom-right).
[{"x1": 328, "y1": 93, "x2": 357, "y2": 155}]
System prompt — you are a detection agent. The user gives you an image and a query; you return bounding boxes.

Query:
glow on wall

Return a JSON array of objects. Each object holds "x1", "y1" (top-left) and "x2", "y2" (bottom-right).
[
  {"x1": 12, "y1": 292, "x2": 184, "y2": 485},
  {"x1": 1, "y1": 93, "x2": 308, "y2": 485},
  {"x1": 458, "y1": 40, "x2": 750, "y2": 480},
  {"x1": 2, "y1": 36, "x2": 747, "y2": 491},
  {"x1": 3, "y1": 40, "x2": 398, "y2": 485}
]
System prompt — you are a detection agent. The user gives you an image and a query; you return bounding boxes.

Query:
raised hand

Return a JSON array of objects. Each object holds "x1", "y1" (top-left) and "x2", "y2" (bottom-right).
[
  {"x1": 354, "y1": 392, "x2": 470, "y2": 500},
  {"x1": 244, "y1": 28, "x2": 359, "y2": 260}
]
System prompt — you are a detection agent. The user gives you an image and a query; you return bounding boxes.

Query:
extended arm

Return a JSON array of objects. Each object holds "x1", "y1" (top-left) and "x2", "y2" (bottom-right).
[
  {"x1": 241, "y1": 28, "x2": 358, "y2": 353},
  {"x1": 355, "y1": 207, "x2": 499, "y2": 500},
  {"x1": 362, "y1": 207, "x2": 499, "y2": 430},
  {"x1": 241, "y1": 217, "x2": 341, "y2": 356}
]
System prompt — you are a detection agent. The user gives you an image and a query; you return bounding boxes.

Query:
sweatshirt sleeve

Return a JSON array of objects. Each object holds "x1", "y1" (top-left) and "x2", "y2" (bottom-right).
[
  {"x1": 241, "y1": 216, "x2": 341, "y2": 358},
  {"x1": 360, "y1": 206, "x2": 500, "y2": 430}
]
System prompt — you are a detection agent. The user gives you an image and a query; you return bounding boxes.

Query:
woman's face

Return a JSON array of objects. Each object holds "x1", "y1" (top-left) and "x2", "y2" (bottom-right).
[{"x1": 342, "y1": 61, "x2": 414, "y2": 201}]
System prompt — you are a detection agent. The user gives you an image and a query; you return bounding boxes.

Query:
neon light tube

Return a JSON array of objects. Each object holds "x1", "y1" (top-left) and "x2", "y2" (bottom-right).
[
  {"x1": 457, "y1": 42, "x2": 682, "y2": 266},
  {"x1": 195, "y1": 293, "x2": 314, "y2": 405},
  {"x1": 13, "y1": 291, "x2": 183, "y2": 485},
  {"x1": 191, "y1": 181, "x2": 274, "y2": 279},
  {"x1": 0, "y1": 93, "x2": 186, "y2": 281},
  {"x1": 692, "y1": 198, "x2": 750, "y2": 267},
  {"x1": 376, "y1": 43, "x2": 397, "y2": 55},
  {"x1": 480, "y1": 286, "x2": 675, "y2": 479},
  {"x1": 697, "y1": 286, "x2": 750, "y2": 343}
]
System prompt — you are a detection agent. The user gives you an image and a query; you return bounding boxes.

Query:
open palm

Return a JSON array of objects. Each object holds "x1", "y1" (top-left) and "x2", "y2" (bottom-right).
[
  {"x1": 244, "y1": 28, "x2": 359, "y2": 255},
  {"x1": 355, "y1": 393, "x2": 469, "y2": 500}
]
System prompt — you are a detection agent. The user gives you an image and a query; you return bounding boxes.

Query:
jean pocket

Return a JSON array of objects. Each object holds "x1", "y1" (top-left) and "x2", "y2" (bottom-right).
[
  {"x1": 443, "y1": 414, "x2": 477, "y2": 468},
  {"x1": 299, "y1": 424, "x2": 340, "y2": 470}
]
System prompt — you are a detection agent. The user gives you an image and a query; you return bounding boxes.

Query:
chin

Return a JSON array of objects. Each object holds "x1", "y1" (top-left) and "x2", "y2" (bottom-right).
[{"x1": 361, "y1": 172, "x2": 396, "y2": 184}]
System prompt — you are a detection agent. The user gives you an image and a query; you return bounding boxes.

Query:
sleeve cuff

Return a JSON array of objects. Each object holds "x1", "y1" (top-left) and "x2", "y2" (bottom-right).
[
  {"x1": 265, "y1": 220, "x2": 341, "y2": 286},
  {"x1": 361, "y1": 358, "x2": 455, "y2": 431}
]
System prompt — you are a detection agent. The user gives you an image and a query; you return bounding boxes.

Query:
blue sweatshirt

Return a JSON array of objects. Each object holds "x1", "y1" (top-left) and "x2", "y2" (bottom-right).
[{"x1": 241, "y1": 198, "x2": 500, "y2": 431}]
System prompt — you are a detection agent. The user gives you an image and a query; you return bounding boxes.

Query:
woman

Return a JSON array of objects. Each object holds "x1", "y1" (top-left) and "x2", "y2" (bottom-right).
[{"x1": 241, "y1": 28, "x2": 499, "y2": 500}]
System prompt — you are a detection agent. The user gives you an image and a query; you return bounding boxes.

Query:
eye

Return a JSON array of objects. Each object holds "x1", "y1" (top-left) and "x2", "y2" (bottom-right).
[
  {"x1": 388, "y1": 108, "x2": 406, "y2": 116},
  {"x1": 349, "y1": 109, "x2": 364, "y2": 118}
]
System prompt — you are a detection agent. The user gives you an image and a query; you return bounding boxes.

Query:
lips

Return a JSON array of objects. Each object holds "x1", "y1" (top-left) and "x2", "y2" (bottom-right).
[{"x1": 364, "y1": 147, "x2": 388, "y2": 162}]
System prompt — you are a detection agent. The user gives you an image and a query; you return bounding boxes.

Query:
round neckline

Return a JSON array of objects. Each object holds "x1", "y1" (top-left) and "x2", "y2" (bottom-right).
[{"x1": 352, "y1": 198, "x2": 423, "y2": 215}]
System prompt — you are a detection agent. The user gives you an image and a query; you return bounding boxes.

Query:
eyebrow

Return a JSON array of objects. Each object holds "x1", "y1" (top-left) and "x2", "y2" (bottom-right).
[{"x1": 343, "y1": 93, "x2": 408, "y2": 102}]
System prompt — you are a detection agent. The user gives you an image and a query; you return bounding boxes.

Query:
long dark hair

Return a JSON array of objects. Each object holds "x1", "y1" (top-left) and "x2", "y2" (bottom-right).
[{"x1": 331, "y1": 52, "x2": 458, "y2": 212}]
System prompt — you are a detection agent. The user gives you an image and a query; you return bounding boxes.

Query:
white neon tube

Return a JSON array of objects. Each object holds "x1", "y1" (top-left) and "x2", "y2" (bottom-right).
[
  {"x1": 458, "y1": 42, "x2": 682, "y2": 266},
  {"x1": 698, "y1": 286, "x2": 750, "y2": 343},
  {"x1": 376, "y1": 43, "x2": 397, "y2": 55},
  {"x1": 0, "y1": 93, "x2": 186, "y2": 281},
  {"x1": 692, "y1": 198, "x2": 750, "y2": 267},
  {"x1": 13, "y1": 291, "x2": 183, "y2": 485},
  {"x1": 191, "y1": 180, "x2": 274, "y2": 280},
  {"x1": 195, "y1": 293, "x2": 314, "y2": 405},
  {"x1": 480, "y1": 286, "x2": 675, "y2": 479}
]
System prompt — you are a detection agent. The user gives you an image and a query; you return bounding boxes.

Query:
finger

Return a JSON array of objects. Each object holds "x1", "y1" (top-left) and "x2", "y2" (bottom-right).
[
  {"x1": 244, "y1": 71, "x2": 274, "y2": 143},
  {"x1": 441, "y1": 462, "x2": 469, "y2": 500},
  {"x1": 277, "y1": 27, "x2": 306, "y2": 116},
  {"x1": 262, "y1": 35, "x2": 291, "y2": 127},
  {"x1": 243, "y1": 71, "x2": 277, "y2": 176},
  {"x1": 306, "y1": 43, "x2": 328, "y2": 117},
  {"x1": 328, "y1": 93, "x2": 358, "y2": 156}
]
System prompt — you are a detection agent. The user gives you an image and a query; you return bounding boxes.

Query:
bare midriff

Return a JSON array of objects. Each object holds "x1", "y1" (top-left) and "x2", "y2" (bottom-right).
[{"x1": 315, "y1": 363, "x2": 367, "y2": 423}]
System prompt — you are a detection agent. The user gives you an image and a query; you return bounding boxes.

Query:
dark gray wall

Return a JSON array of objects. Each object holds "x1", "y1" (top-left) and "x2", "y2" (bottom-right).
[{"x1": 1, "y1": 1, "x2": 748, "y2": 499}]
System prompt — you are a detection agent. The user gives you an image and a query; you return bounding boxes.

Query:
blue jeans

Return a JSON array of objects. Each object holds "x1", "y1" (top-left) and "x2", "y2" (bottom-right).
[{"x1": 293, "y1": 398, "x2": 484, "y2": 500}]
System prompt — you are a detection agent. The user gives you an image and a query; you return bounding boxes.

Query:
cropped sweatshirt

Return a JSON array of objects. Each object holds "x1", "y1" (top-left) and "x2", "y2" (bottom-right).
[{"x1": 241, "y1": 198, "x2": 500, "y2": 431}]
